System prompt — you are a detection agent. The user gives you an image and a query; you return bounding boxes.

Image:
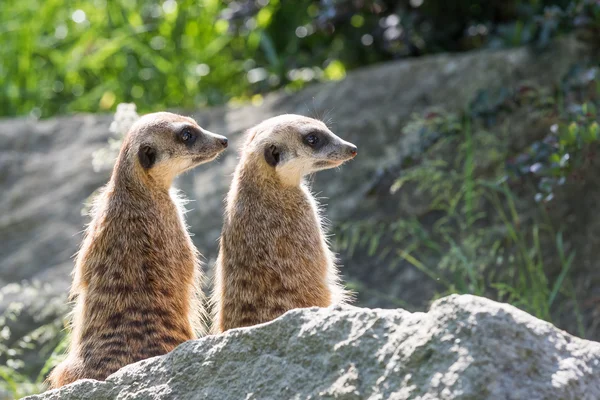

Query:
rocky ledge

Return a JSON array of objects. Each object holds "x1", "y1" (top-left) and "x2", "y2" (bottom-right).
[{"x1": 26, "y1": 295, "x2": 600, "y2": 400}]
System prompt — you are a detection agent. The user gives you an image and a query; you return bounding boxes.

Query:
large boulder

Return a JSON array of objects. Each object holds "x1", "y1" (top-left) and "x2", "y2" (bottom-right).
[{"x1": 24, "y1": 295, "x2": 600, "y2": 400}]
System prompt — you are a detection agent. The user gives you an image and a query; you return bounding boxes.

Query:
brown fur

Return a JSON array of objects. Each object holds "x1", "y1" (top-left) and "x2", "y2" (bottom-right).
[
  {"x1": 212, "y1": 114, "x2": 357, "y2": 333},
  {"x1": 48, "y1": 112, "x2": 227, "y2": 388}
]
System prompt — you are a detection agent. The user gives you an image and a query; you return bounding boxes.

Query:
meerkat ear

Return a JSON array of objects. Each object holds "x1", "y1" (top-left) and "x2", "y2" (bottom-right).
[
  {"x1": 138, "y1": 144, "x2": 157, "y2": 169},
  {"x1": 264, "y1": 144, "x2": 280, "y2": 167}
]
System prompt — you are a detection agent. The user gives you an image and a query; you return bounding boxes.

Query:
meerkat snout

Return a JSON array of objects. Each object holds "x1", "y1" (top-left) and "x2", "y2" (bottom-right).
[
  {"x1": 347, "y1": 143, "x2": 358, "y2": 157},
  {"x1": 326, "y1": 139, "x2": 357, "y2": 164}
]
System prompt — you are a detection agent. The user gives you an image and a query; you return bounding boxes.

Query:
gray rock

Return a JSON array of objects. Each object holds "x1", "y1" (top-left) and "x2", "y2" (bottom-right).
[
  {"x1": 0, "y1": 115, "x2": 113, "y2": 285},
  {"x1": 24, "y1": 295, "x2": 600, "y2": 400}
]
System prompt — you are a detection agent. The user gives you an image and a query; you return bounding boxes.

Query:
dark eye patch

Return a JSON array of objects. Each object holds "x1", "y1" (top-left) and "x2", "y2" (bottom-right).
[
  {"x1": 177, "y1": 125, "x2": 199, "y2": 146},
  {"x1": 303, "y1": 130, "x2": 328, "y2": 150}
]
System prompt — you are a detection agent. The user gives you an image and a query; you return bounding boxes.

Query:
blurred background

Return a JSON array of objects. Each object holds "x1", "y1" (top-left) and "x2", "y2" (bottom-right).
[
  {"x1": 1, "y1": 0, "x2": 600, "y2": 398},
  {"x1": 3, "y1": 0, "x2": 597, "y2": 117}
]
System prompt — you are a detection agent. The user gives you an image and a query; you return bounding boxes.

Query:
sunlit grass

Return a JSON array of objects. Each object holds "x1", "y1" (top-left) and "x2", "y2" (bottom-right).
[{"x1": 0, "y1": 0, "x2": 258, "y2": 117}]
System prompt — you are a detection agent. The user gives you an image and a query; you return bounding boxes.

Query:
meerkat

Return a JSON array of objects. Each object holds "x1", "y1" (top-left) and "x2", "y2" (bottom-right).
[
  {"x1": 48, "y1": 112, "x2": 228, "y2": 388},
  {"x1": 212, "y1": 114, "x2": 357, "y2": 333}
]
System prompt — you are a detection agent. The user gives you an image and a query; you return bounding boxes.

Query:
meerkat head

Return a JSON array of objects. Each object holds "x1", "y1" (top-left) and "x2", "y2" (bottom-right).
[
  {"x1": 125, "y1": 112, "x2": 228, "y2": 186},
  {"x1": 245, "y1": 114, "x2": 357, "y2": 186}
]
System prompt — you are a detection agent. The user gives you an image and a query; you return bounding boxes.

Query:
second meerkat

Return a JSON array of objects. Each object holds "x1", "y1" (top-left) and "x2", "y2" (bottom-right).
[{"x1": 212, "y1": 114, "x2": 357, "y2": 333}]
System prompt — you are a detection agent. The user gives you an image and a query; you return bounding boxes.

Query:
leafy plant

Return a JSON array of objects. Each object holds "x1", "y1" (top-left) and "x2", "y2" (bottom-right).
[
  {"x1": 507, "y1": 66, "x2": 600, "y2": 202},
  {"x1": 2, "y1": 0, "x2": 598, "y2": 119},
  {"x1": 334, "y1": 109, "x2": 584, "y2": 334},
  {"x1": 0, "y1": 284, "x2": 68, "y2": 399}
]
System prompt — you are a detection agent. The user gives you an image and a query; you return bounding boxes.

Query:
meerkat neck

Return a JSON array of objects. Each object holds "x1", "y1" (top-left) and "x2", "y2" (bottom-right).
[
  {"x1": 238, "y1": 152, "x2": 305, "y2": 188},
  {"x1": 111, "y1": 147, "x2": 171, "y2": 196},
  {"x1": 230, "y1": 154, "x2": 314, "y2": 225}
]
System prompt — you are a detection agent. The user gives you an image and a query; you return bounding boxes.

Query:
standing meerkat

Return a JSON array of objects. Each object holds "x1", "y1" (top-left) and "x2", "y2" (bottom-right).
[
  {"x1": 48, "y1": 112, "x2": 228, "y2": 388},
  {"x1": 212, "y1": 114, "x2": 357, "y2": 333}
]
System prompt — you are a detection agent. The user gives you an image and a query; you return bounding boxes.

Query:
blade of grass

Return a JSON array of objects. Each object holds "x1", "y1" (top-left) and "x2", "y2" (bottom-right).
[
  {"x1": 397, "y1": 250, "x2": 453, "y2": 289},
  {"x1": 548, "y1": 251, "x2": 575, "y2": 308},
  {"x1": 549, "y1": 231, "x2": 576, "y2": 308},
  {"x1": 463, "y1": 115, "x2": 475, "y2": 224}
]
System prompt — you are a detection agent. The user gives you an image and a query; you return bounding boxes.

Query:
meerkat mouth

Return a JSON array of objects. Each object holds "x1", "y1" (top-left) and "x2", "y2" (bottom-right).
[
  {"x1": 192, "y1": 152, "x2": 221, "y2": 164},
  {"x1": 315, "y1": 160, "x2": 345, "y2": 168}
]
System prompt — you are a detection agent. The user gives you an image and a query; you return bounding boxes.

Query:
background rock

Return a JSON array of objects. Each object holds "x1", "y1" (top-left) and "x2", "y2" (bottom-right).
[{"x1": 24, "y1": 294, "x2": 600, "y2": 400}]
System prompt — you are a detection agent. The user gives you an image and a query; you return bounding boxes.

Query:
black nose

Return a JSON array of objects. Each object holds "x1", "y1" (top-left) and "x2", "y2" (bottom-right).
[
  {"x1": 220, "y1": 138, "x2": 228, "y2": 148},
  {"x1": 348, "y1": 144, "x2": 357, "y2": 157}
]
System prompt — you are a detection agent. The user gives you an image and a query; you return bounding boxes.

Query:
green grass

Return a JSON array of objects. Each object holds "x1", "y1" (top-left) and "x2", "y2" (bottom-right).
[
  {"x1": 334, "y1": 110, "x2": 586, "y2": 337},
  {"x1": 0, "y1": 321, "x2": 68, "y2": 399},
  {"x1": 0, "y1": 0, "x2": 254, "y2": 117}
]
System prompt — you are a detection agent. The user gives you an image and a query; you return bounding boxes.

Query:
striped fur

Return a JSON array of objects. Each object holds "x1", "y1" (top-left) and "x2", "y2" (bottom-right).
[
  {"x1": 48, "y1": 112, "x2": 225, "y2": 388},
  {"x1": 212, "y1": 115, "x2": 355, "y2": 333}
]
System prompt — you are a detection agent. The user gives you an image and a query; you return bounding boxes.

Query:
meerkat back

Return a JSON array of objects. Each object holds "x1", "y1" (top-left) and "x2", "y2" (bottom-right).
[{"x1": 48, "y1": 112, "x2": 228, "y2": 388}]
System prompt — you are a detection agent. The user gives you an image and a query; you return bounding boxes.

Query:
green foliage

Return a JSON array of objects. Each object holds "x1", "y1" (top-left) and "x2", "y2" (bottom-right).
[
  {"x1": 507, "y1": 66, "x2": 600, "y2": 202},
  {"x1": 0, "y1": 0, "x2": 381, "y2": 118},
  {"x1": 335, "y1": 99, "x2": 588, "y2": 333},
  {"x1": 397, "y1": 108, "x2": 463, "y2": 168},
  {"x1": 0, "y1": 334, "x2": 67, "y2": 399},
  {"x1": 397, "y1": 153, "x2": 579, "y2": 323},
  {"x1": 482, "y1": 183, "x2": 576, "y2": 322},
  {"x1": 1, "y1": 0, "x2": 254, "y2": 117},
  {"x1": 2, "y1": 0, "x2": 600, "y2": 118},
  {"x1": 0, "y1": 297, "x2": 67, "y2": 399}
]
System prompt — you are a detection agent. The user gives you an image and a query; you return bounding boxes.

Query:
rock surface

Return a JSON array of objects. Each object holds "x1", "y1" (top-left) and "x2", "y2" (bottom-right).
[{"x1": 24, "y1": 295, "x2": 600, "y2": 400}]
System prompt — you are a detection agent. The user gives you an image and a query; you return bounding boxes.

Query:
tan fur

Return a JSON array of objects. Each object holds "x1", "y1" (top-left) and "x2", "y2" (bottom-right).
[
  {"x1": 48, "y1": 112, "x2": 227, "y2": 388},
  {"x1": 212, "y1": 114, "x2": 357, "y2": 333}
]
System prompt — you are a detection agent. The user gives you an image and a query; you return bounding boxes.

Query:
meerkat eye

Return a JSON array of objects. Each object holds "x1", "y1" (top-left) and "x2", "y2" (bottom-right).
[
  {"x1": 181, "y1": 129, "x2": 193, "y2": 142},
  {"x1": 305, "y1": 134, "x2": 319, "y2": 147},
  {"x1": 178, "y1": 127, "x2": 198, "y2": 146}
]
